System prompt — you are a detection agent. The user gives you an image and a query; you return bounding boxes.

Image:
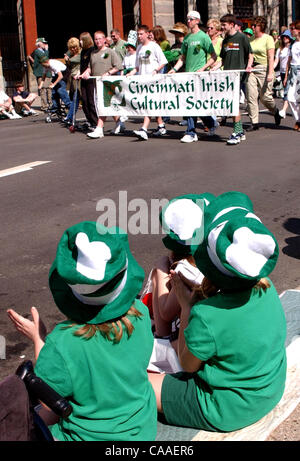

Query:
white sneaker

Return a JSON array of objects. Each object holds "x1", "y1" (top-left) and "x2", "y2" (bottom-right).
[
  {"x1": 180, "y1": 134, "x2": 198, "y2": 143},
  {"x1": 11, "y1": 112, "x2": 22, "y2": 119},
  {"x1": 113, "y1": 121, "x2": 125, "y2": 134},
  {"x1": 133, "y1": 128, "x2": 148, "y2": 140},
  {"x1": 87, "y1": 127, "x2": 104, "y2": 138},
  {"x1": 29, "y1": 109, "x2": 38, "y2": 116},
  {"x1": 2, "y1": 111, "x2": 14, "y2": 119},
  {"x1": 279, "y1": 110, "x2": 286, "y2": 119},
  {"x1": 153, "y1": 126, "x2": 167, "y2": 137}
]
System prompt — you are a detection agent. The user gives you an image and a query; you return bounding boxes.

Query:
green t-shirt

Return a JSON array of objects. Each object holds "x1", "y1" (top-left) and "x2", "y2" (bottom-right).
[
  {"x1": 111, "y1": 39, "x2": 127, "y2": 61},
  {"x1": 250, "y1": 33, "x2": 275, "y2": 66},
  {"x1": 184, "y1": 280, "x2": 287, "y2": 432},
  {"x1": 35, "y1": 300, "x2": 157, "y2": 441},
  {"x1": 220, "y1": 31, "x2": 252, "y2": 70},
  {"x1": 181, "y1": 30, "x2": 215, "y2": 72}
]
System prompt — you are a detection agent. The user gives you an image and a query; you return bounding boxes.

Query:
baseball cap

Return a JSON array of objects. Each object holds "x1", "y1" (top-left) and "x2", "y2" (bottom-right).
[{"x1": 187, "y1": 11, "x2": 201, "y2": 22}]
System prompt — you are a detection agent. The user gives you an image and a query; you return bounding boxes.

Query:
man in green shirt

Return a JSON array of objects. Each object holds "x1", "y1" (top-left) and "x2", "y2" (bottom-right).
[
  {"x1": 110, "y1": 28, "x2": 127, "y2": 62},
  {"x1": 169, "y1": 11, "x2": 217, "y2": 143},
  {"x1": 217, "y1": 14, "x2": 253, "y2": 145}
]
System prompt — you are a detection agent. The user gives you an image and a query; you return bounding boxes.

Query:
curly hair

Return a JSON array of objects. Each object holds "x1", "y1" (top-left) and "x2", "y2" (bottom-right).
[{"x1": 252, "y1": 16, "x2": 267, "y2": 32}]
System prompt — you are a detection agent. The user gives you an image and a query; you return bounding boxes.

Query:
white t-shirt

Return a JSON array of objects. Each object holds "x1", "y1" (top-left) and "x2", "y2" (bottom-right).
[
  {"x1": 0, "y1": 90, "x2": 10, "y2": 105},
  {"x1": 47, "y1": 59, "x2": 67, "y2": 76},
  {"x1": 289, "y1": 41, "x2": 300, "y2": 66},
  {"x1": 122, "y1": 53, "x2": 136, "y2": 70},
  {"x1": 135, "y1": 41, "x2": 167, "y2": 75},
  {"x1": 275, "y1": 46, "x2": 290, "y2": 73}
]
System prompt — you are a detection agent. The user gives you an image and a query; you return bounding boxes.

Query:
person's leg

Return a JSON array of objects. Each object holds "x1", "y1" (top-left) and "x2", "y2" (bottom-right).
[
  {"x1": 181, "y1": 117, "x2": 198, "y2": 142},
  {"x1": 148, "y1": 372, "x2": 166, "y2": 413},
  {"x1": 259, "y1": 76, "x2": 276, "y2": 114},
  {"x1": 153, "y1": 116, "x2": 167, "y2": 137},
  {"x1": 289, "y1": 101, "x2": 300, "y2": 130},
  {"x1": 227, "y1": 113, "x2": 246, "y2": 145},
  {"x1": 151, "y1": 269, "x2": 173, "y2": 338},
  {"x1": 113, "y1": 115, "x2": 125, "y2": 134},
  {"x1": 87, "y1": 116, "x2": 106, "y2": 138},
  {"x1": 245, "y1": 71, "x2": 260, "y2": 129},
  {"x1": 133, "y1": 116, "x2": 150, "y2": 140},
  {"x1": 56, "y1": 80, "x2": 71, "y2": 110}
]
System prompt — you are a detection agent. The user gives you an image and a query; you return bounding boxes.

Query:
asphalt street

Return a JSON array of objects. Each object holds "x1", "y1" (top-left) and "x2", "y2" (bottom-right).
[{"x1": 0, "y1": 105, "x2": 299, "y2": 439}]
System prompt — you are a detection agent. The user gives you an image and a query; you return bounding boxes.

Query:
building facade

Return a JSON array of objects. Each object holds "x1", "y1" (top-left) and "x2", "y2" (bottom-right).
[{"x1": 0, "y1": 0, "x2": 299, "y2": 93}]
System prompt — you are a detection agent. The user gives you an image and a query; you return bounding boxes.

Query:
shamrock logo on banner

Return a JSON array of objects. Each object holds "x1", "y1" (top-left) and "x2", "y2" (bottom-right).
[{"x1": 103, "y1": 80, "x2": 126, "y2": 109}]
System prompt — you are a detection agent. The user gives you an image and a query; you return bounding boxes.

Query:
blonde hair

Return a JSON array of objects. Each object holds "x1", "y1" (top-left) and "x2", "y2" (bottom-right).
[
  {"x1": 66, "y1": 305, "x2": 143, "y2": 343},
  {"x1": 196, "y1": 276, "x2": 271, "y2": 299},
  {"x1": 67, "y1": 37, "x2": 81, "y2": 53},
  {"x1": 207, "y1": 19, "x2": 222, "y2": 32}
]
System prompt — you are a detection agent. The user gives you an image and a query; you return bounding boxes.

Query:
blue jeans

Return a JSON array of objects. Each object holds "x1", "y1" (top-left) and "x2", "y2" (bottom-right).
[
  {"x1": 185, "y1": 116, "x2": 214, "y2": 136},
  {"x1": 66, "y1": 90, "x2": 80, "y2": 121},
  {"x1": 51, "y1": 80, "x2": 71, "y2": 111}
]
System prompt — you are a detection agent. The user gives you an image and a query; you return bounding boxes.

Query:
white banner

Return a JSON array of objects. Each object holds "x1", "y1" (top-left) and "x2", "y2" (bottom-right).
[{"x1": 94, "y1": 71, "x2": 241, "y2": 117}]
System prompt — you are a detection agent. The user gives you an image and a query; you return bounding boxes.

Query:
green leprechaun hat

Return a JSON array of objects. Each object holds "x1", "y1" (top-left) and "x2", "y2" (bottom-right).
[
  {"x1": 160, "y1": 193, "x2": 215, "y2": 254},
  {"x1": 49, "y1": 221, "x2": 145, "y2": 324},
  {"x1": 194, "y1": 192, "x2": 279, "y2": 290}
]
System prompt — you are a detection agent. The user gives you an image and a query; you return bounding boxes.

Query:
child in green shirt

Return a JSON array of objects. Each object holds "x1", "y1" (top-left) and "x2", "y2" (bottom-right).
[
  {"x1": 8, "y1": 222, "x2": 157, "y2": 441},
  {"x1": 148, "y1": 192, "x2": 286, "y2": 432}
]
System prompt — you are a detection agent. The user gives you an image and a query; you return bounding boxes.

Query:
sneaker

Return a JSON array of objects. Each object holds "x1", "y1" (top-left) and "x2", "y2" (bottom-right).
[
  {"x1": 227, "y1": 133, "x2": 242, "y2": 145},
  {"x1": 278, "y1": 109, "x2": 286, "y2": 119},
  {"x1": 133, "y1": 128, "x2": 148, "y2": 140},
  {"x1": 180, "y1": 134, "x2": 198, "y2": 143},
  {"x1": 153, "y1": 126, "x2": 167, "y2": 137},
  {"x1": 208, "y1": 121, "x2": 219, "y2": 136},
  {"x1": 87, "y1": 127, "x2": 104, "y2": 138},
  {"x1": 29, "y1": 109, "x2": 38, "y2": 116},
  {"x1": 22, "y1": 109, "x2": 30, "y2": 116},
  {"x1": 2, "y1": 111, "x2": 14, "y2": 119},
  {"x1": 274, "y1": 109, "x2": 281, "y2": 126},
  {"x1": 10, "y1": 112, "x2": 22, "y2": 119},
  {"x1": 113, "y1": 121, "x2": 125, "y2": 135},
  {"x1": 246, "y1": 123, "x2": 259, "y2": 132},
  {"x1": 239, "y1": 131, "x2": 246, "y2": 141}
]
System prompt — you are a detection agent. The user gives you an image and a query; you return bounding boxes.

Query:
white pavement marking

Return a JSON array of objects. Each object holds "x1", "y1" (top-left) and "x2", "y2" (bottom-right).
[{"x1": 0, "y1": 161, "x2": 51, "y2": 178}]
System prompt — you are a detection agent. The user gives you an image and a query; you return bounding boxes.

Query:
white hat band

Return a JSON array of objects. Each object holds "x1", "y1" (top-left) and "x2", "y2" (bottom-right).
[{"x1": 69, "y1": 268, "x2": 128, "y2": 306}]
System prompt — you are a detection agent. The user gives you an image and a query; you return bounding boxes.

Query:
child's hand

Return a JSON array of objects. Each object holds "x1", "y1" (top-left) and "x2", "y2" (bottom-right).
[
  {"x1": 7, "y1": 307, "x2": 47, "y2": 343},
  {"x1": 170, "y1": 270, "x2": 199, "y2": 309}
]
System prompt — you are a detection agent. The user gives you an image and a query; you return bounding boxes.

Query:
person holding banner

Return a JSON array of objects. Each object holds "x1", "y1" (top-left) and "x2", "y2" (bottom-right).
[
  {"x1": 80, "y1": 31, "x2": 124, "y2": 139},
  {"x1": 168, "y1": 11, "x2": 218, "y2": 143},
  {"x1": 215, "y1": 14, "x2": 253, "y2": 145},
  {"x1": 127, "y1": 24, "x2": 169, "y2": 140}
]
